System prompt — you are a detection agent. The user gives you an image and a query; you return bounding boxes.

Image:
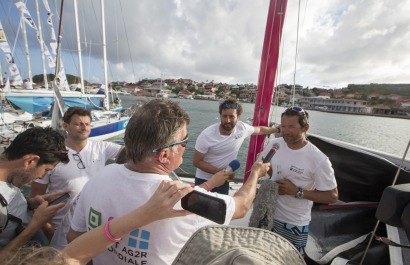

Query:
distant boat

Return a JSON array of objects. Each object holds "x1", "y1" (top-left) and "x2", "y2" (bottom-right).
[
  {"x1": 156, "y1": 92, "x2": 169, "y2": 99},
  {"x1": 5, "y1": 89, "x2": 105, "y2": 114}
]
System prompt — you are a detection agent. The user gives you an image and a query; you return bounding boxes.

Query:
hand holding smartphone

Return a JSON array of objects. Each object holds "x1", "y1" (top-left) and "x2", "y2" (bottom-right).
[
  {"x1": 48, "y1": 193, "x2": 70, "y2": 206},
  {"x1": 181, "y1": 190, "x2": 226, "y2": 224}
]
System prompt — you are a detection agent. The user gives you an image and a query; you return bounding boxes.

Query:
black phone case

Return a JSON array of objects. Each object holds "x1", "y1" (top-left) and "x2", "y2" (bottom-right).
[
  {"x1": 181, "y1": 190, "x2": 227, "y2": 224},
  {"x1": 48, "y1": 193, "x2": 70, "y2": 206}
]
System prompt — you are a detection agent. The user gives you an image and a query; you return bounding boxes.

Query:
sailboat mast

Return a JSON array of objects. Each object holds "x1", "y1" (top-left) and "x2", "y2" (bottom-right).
[
  {"x1": 244, "y1": 0, "x2": 288, "y2": 182},
  {"x1": 50, "y1": 0, "x2": 67, "y2": 129},
  {"x1": 35, "y1": 0, "x2": 49, "y2": 90},
  {"x1": 19, "y1": 8, "x2": 32, "y2": 84},
  {"x1": 73, "y1": 0, "x2": 85, "y2": 94},
  {"x1": 101, "y1": 0, "x2": 109, "y2": 110}
]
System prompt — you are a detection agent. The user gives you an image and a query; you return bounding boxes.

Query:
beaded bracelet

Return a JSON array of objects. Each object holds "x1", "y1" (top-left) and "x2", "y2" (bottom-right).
[
  {"x1": 204, "y1": 182, "x2": 211, "y2": 192},
  {"x1": 104, "y1": 217, "x2": 122, "y2": 242}
]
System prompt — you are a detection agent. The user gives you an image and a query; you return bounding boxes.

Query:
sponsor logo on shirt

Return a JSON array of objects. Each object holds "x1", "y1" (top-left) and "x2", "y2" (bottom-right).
[
  {"x1": 290, "y1": 165, "x2": 304, "y2": 174},
  {"x1": 87, "y1": 207, "x2": 151, "y2": 264}
]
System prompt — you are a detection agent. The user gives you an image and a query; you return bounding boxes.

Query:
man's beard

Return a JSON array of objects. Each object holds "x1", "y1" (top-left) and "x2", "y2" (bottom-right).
[
  {"x1": 221, "y1": 122, "x2": 236, "y2": 132},
  {"x1": 7, "y1": 169, "x2": 34, "y2": 188}
]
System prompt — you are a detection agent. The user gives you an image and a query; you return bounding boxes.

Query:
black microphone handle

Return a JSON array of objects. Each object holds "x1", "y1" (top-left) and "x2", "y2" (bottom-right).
[{"x1": 263, "y1": 148, "x2": 277, "y2": 163}]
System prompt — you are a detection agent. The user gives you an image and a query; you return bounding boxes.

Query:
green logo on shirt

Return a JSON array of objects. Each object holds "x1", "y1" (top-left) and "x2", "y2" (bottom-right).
[{"x1": 88, "y1": 207, "x2": 102, "y2": 229}]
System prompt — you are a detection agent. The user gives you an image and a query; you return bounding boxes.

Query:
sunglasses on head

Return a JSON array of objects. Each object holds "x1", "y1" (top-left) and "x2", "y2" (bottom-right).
[
  {"x1": 286, "y1": 106, "x2": 305, "y2": 112},
  {"x1": 220, "y1": 102, "x2": 238, "y2": 109}
]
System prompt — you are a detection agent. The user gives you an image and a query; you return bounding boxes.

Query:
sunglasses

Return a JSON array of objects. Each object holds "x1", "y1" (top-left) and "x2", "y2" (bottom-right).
[
  {"x1": 286, "y1": 106, "x2": 305, "y2": 112},
  {"x1": 220, "y1": 102, "x2": 238, "y2": 109},
  {"x1": 72, "y1": 153, "x2": 86, "y2": 169},
  {"x1": 152, "y1": 135, "x2": 189, "y2": 153}
]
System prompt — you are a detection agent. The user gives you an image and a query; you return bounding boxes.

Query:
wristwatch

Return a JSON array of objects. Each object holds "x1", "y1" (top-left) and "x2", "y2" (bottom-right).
[{"x1": 295, "y1": 188, "x2": 304, "y2": 199}]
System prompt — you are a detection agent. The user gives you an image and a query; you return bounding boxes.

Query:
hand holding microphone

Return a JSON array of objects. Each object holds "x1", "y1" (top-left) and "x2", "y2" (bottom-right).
[
  {"x1": 208, "y1": 160, "x2": 240, "y2": 188},
  {"x1": 224, "y1": 159, "x2": 240, "y2": 182}
]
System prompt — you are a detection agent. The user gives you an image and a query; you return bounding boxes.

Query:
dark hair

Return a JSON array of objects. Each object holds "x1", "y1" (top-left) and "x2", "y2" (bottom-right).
[
  {"x1": 63, "y1": 107, "x2": 92, "y2": 124},
  {"x1": 281, "y1": 107, "x2": 309, "y2": 127},
  {"x1": 3, "y1": 127, "x2": 69, "y2": 166},
  {"x1": 219, "y1": 99, "x2": 243, "y2": 116},
  {"x1": 124, "y1": 99, "x2": 190, "y2": 163}
]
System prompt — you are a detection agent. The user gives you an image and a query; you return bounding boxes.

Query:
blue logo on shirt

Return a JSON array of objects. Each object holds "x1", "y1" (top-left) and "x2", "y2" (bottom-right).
[{"x1": 128, "y1": 228, "x2": 150, "y2": 250}]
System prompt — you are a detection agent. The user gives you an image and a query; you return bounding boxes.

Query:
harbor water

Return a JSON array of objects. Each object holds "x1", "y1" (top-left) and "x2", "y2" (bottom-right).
[{"x1": 110, "y1": 95, "x2": 410, "y2": 178}]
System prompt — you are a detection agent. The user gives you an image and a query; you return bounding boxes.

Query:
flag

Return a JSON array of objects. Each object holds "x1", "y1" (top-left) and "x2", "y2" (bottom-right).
[
  {"x1": 3, "y1": 78, "x2": 11, "y2": 94},
  {"x1": 15, "y1": 1, "x2": 38, "y2": 30}
]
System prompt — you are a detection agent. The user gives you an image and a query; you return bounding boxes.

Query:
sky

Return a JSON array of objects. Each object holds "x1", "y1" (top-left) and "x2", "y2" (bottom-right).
[{"x1": 0, "y1": 0, "x2": 409, "y2": 89}]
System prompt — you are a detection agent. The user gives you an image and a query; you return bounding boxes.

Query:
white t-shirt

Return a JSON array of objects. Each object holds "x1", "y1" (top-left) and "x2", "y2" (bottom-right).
[
  {"x1": 0, "y1": 182, "x2": 30, "y2": 247},
  {"x1": 71, "y1": 164, "x2": 235, "y2": 265},
  {"x1": 195, "y1": 121, "x2": 254, "y2": 180},
  {"x1": 261, "y1": 138, "x2": 337, "y2": 226},
  {"x1": 35, "y1": 140, "x2": 121, "y2": 231}
]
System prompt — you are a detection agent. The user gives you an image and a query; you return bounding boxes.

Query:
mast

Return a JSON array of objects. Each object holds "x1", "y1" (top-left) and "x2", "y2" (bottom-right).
[
  {"x1": 101, "y1": 0, "x2": 109, "y2": 110},
  {"x1": 50, "y1": 0, "x2": 67, "y2": 129},
  {"x1": 244, "y1": 0, "x2": 288, "y2": 182},
  {"x1": 73, "y1": 0, "x2": 85, "y2": 94},
  {"x1": 35, "y1": 0, "x2": 49, "y2": 90}
]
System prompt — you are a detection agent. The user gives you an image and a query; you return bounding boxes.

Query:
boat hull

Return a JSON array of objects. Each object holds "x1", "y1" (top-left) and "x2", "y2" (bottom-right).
[
  {"x1": 6, "y1": 90, "x2": 105, "y2": 114},
  {"x1": 88, "y1": 117, "x2": 129, "y2": 140}
]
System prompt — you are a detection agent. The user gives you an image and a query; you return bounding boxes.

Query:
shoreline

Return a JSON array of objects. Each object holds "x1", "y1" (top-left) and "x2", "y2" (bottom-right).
[{"x1": 306, "y1": 108, "x2": 410, "y2": 120}]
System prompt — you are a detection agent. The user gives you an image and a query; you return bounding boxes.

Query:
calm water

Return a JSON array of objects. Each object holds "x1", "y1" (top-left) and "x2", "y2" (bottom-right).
[{"x1": 110, "y1": 95, "x2": 410, "y2": 177}]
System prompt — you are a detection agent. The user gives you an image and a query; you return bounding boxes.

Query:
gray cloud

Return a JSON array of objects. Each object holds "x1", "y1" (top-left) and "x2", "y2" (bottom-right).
[{"x1": 1, "y1": 0, "x2": 408, "y2": 88}]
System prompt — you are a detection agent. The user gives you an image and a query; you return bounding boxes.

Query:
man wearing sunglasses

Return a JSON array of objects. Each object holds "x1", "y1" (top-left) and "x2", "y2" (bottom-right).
[
  {"x1": 29, "y1": 107, "x2": 124, "y2": 249},
  {"x1": 261, "y1": 107, "x2": 338, "y2": 256},
  {"x1": 193, "y1": 99, "x2": 279, "y2": 194},
  {"x1": 0, "y1": 127, "x2": 69, "y2": 254},
  {"x1": 67, "y1": 99, "x2": 270, "y2": 265}
]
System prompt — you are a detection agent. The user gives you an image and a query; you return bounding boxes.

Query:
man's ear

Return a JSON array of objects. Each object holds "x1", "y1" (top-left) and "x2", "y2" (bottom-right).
[
  {"x1": 22, "y1": 154, "x2": 40, "y2": 168},
  {"x1": 303, "y1": 123, "x2": 310, "y2": 132},
  {"x1": 63, "y1": 122, "x2": 68, "y2": 131},
  {"x1": 157, "y1": 148, "x2": 170, "y2": 164}
]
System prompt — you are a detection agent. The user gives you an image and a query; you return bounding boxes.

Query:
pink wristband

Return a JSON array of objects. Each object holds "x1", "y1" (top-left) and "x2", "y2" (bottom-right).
[
  {"x1": 104, "y1": 217, "x2": 122, "y2": 242},
  {"x1": 204, "y1": 182, "x2": 211, "y2": 191}
]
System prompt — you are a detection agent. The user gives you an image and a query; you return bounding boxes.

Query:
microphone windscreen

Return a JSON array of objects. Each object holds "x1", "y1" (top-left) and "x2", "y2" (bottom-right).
[{"x1": 228, "y1": 159, "x2": 240, "y2": 172}]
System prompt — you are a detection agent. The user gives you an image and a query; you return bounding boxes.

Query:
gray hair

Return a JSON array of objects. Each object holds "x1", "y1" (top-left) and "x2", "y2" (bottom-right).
[{"x1": 124, "y1": 99, "x2": 190, "y2": 163}]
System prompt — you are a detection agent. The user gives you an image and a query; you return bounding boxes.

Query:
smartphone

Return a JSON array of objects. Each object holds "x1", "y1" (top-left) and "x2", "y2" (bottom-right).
[
  {"x1": 181, "y1": 190, "x2": 226, "y2": 224},
  {"x1": 48, "y1": 193, "x2": 70, "y2": 206}
]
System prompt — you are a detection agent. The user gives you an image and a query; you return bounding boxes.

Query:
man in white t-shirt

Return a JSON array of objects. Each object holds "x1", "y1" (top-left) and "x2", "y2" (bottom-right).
[
  {"x1": 29, "y1": 107, "x2": 123, "y2": 248},
  {"x1": 261, "y1": 107, "x2": 338, "y2": 256},
  {"x1": 193, "y1": 99, "x2": 279, "y2": 194},
  {"x1": 0, "y1": 127, "x2": 69, "y2": 254},
  {"x1": 67, "y1": 99, "x2": 270, "y2": 265}
]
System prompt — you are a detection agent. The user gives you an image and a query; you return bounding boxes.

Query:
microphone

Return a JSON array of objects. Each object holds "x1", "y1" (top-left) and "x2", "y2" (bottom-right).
[
  {"x1": 263, "y1": 143, "x2": 280, "y2": 163},
  {"x1": 225, "y1": 159, "x2": 240, "y2": 173}
]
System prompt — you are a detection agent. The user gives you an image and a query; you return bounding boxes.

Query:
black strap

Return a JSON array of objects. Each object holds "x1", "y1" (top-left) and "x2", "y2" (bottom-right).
[
  {"x1": 0, "y1": 193, "x2": 24, "y2": 235},
  {"x1": 7, "y1": 214, "x2": 23, "y2": 225}
]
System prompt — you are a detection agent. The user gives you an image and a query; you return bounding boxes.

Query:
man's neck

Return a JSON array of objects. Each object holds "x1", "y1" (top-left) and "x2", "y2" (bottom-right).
[
  {"x1": 125, "y1": 161, "x2": 170, "y2": 176},
  {"x1": 286, "y1": 138, "x2": 308, "y2": 150},
  {"x1": 65, "y1": 138, "x2": 88, "y2": 153}
]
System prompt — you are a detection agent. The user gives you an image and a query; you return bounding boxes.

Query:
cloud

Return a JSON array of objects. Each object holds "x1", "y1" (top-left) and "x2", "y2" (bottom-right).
[{"x1": 1, "y1": 0, "x2": 408, "y2": 88}]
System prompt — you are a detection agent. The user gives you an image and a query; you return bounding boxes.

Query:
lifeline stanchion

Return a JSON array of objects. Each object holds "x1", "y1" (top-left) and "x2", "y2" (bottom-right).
[{"x1": 359, "y1": 138, "x2": 410, "y2": 265}]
